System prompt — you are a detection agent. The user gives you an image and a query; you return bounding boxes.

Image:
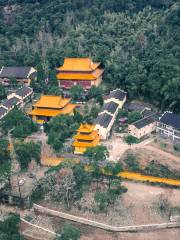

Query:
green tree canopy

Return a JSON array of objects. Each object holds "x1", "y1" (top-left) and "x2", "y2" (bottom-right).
[
  {"x1": 128, "y1": 111, "x2": 142, "y2": 124},
  {"x1": 0, "y1": 108, "x2": 38, "y2": 138},
  {"x1": 14, "y1": 142, "x2": 41, "y2": 170},
  {"x1": 124, "y1": 135, "x2": 139, "y2": 145},
  {"x1": 45, "y1": 114, "x2": 80, "y2": 152},
  {"x1": 57, "y1": 223, "x2": 81, "y2": 240},
  {"x1": 0, "y1": 214, "x2": 21, "y2": 240},
  {"x1": 85, "y1": 145, "x2": 109, "y2": 163},
  {"x1": 70, "y1": 85, "x2": 84, "y2": 101},
  {"x1": 0, "y1": 139, "x2": 10, "y2": 164},
  {"x1": 0, "y1": 84, "x2": 6, "y2": 100}
]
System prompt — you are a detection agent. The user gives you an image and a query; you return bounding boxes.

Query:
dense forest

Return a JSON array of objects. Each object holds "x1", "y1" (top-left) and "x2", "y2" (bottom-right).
[{"x1": 0, "y1": 0, "x2": 180, "y2": 112}]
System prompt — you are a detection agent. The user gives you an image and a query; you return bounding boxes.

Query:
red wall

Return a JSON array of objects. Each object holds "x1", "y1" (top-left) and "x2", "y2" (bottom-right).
[{"x1": 60, "y1": 80, "x2": 91, "y2": 89}]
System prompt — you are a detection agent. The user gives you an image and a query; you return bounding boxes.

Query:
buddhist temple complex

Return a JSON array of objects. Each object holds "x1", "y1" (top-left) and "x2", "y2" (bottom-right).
[
  {"x1": 73, "y1": 123, "x2": 100, "y2": 154},
  {"x1": 56, "y1": 58, "x2": 104, "y2": 90},
  {"x1": 29, "y1": 95, "x2": 76, "y2": 124}
]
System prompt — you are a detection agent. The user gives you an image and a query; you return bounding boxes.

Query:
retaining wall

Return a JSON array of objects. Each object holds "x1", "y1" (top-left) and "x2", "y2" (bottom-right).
[{"x1": 33, "y1": 204, "x2": 180, "y2": 232}]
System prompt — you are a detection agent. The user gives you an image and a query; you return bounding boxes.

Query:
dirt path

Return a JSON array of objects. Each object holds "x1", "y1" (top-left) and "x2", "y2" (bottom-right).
[{"x1": 104, "y1": 137, "x2": 155, "y2": 161}]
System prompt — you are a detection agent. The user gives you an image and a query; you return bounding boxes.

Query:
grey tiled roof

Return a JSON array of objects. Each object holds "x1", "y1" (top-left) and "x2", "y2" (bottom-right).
[
  {"x1": 108, "y1": 89, "x2": 127, "y2": 101},
  {"x1": 159, "y1": 112, "x2": 180, "y2": 130},
  {"x1": 101, "y1": 101, "x2": 119, "y2": 114},
  {"x1": 124, "y1": 102, "x2": 151, "y2": 112},
  {"x1": 0, "y1": 67, "x2": 32, "y2": 79},
  {"x1": 95, "y1": 112, "x2": 113, "y2": 128},
  {"x1": 132, "y1": 114, "x2": 158, "y2": 129},
  {"x1": 0, "y1": 107, "x2": 7, "y2": 119},
  {"x1": 15, "y1": 86, "x2": 33, "y2": 98},
  {"x1": 2, "y1": 97, "x2": 20, "y2": 109}
]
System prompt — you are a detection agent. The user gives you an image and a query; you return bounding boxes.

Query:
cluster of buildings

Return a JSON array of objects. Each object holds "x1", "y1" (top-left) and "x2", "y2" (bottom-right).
[
  {"x1": 0, "y1": 86, "x2": 33, "y2": 120},
  {"x1": 95, "y1": 89, "x2": 127, "y2": 140},
  {"x1": 72, "y1": 89, "x2": 127, "y2": 154},
  {"x1": 127, "y1": 104, "x2": 180, "y2": 144},
  {"x1": 0, "y1": 58, "x2": 179, "y2": 152}
]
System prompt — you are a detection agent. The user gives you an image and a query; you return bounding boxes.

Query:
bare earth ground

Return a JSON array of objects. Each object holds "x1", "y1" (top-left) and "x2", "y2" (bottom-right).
[
  {"x1": 103, "y1": 136, "x2": 155, "y2": 162},
  {"x1": 27, "y1": 181, "x2": 180, "y2": 240},
  {"x1": 22, "y1": 134, "x2": 180, "y2": 239},
  {"x1": 42, "y1": 181, "x2": 180, "y2": 226},
  {"x1": 150, "y1": 138, "x2": 180, "y2": 158},
  {"x1": 80, "y1": 228, "x2": 180, "y2": 240},
  {"x1": 124, "y1": 146, "x2": 180, "y2": 172}
]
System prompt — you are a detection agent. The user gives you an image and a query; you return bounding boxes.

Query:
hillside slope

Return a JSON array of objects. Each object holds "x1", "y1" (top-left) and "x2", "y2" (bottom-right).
[{"x1": 0, "y1": 0, "x2": 179, "y2": 112}]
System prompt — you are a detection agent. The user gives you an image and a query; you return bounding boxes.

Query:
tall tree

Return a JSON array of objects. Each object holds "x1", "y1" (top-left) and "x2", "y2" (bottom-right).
[{"x1": 0, "y1": 84, "x2": 6, "y2": 100}]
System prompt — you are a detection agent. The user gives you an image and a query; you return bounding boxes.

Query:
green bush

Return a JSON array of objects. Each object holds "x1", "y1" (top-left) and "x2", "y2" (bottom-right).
[
  {"x1": 128, "y1": 111, "x2": 142, "y2": 124},
  {"x1": 15, "y1": 142, "x2": 41, "y2": 170},
  {"x1": 124, "y1": 154, "x2": 140, "y2": 171},
  {"x1": 0, "y1": 214, "x2": 21, "y2": 240},
  {"x1": 0, "y1": 108, "x2": 38, "y2": 138},
  {"x1": 57, "y1": 223, "x2": 81, "y2": 240},
  {"x1": 124, "y1": 135, "x2": 139, "y2": 145},
  {"x1": 0, "y1": 139, "x2": 10, "y2": 164},
  {"x1": 174, "y1": 144, "x2": 180, "y2": 152},
  {"x1": 144, "y1": 160, "x2": 180, "y2": 179}
]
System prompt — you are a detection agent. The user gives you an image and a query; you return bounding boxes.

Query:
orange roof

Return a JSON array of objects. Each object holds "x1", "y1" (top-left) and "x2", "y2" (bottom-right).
[
  {"x1": 74, "y1": 131, "x2": 99, "y2": 141},
  {"x1": 73, "y1": 138, "x2": 100, "y2": 147},
  {"x1": 29, "y1": 103, "x2": 76, "y2": 117},
  {"x1": 57, "y1": 68, "x2": 104, "y2": 81},
  {"x1": 33, "y1": 95, "x2": 71, "y2": 109},
  {"x1": 77, "y1": 123, "x2": 95, "y2": 133},
  {"x1": 57, "y1": 58, "x2": 101, "y2": 72}
]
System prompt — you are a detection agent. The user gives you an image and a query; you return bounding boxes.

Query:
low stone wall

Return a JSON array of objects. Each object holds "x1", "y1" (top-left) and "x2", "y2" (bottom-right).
[
  {"x1": 20, "y1": 218, "x2": 59, "y2": 240},
  {"x1": 34, "y1": 204, "x2": 180, "y2": 232}
]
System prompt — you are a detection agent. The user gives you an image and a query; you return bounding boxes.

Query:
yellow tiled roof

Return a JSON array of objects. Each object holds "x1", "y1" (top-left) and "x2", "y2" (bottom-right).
[
  {"x1": 29, "y1": 103, "x2": 76, "y2": 117},
  {"x1": 74, "y1": 148, "x2": 87, "y2": 154},
  {"x1": 73, "y1": 137, "x2": 100, "y2": 147},
  {"x1": 77, "y1": 123, "x2": 95, "y2": 133},
  {"x1": 57, "y1": 68, "x2": 104, "y2": 81},
  {"x1": 57, "y1": 58, "x2": 101, "y2": 72},
  {"x1": 74, "y1": 131, "x2": 99, "y2": 141},
  {"x1": 33, "y1": 95, "x2": 71, "y2": 109},
  {"x1": 29, "y1": 108, "x2": 61, "y2": 117}
]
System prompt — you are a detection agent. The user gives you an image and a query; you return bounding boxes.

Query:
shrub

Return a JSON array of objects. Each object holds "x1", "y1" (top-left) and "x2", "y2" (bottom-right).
[
  {"x1": 15, "y1": 142, "x2": 41, "y2": 170},
  {"x1": 57, "y1": 223, "x2": 81, "y2": 240},
  {"x1": 124, "y1": 154, "x2": 140, "y2": 171},
  {"x1": 124, "y1": 135, "x2": 139, "y2": 145},
  {"x1": 174, "y1": 144, "x2": 180, "y2": 152}
]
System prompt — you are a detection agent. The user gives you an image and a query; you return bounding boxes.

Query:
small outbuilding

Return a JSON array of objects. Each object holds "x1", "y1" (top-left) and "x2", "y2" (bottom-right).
[
  {"x1": 7, "y1": 86, "x2": 33, "y2": 107},
  {"x1": 105, "y1": 89, "x2": 127, "y2": 108},
  {"x1": 156, "y1": 112, "x2": 180, "y2": 143},
  {"x1": 1, "y1": 97, "x2": 21, "y2": 111},
  {"x1": 95, "y1": 112, "x2": 114, "y2": 140},
  {"x1": 0, "y1": 67, "x2": 37, "y2": 86},
  {"x1": 128, "y1": 113, "x2": 157, "y2": 139}
]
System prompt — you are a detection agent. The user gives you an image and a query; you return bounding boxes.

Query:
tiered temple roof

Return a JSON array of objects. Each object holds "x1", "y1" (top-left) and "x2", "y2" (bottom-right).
[
  {"x1": 57, "y1": 58, "x2": 103, "y2": 81},
  {"x1": 73, "y1": 123, "x2": 100, "y2": 154},
  {"x1": 29, "y1": 95, "x2": 76, "y2": 123}
]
